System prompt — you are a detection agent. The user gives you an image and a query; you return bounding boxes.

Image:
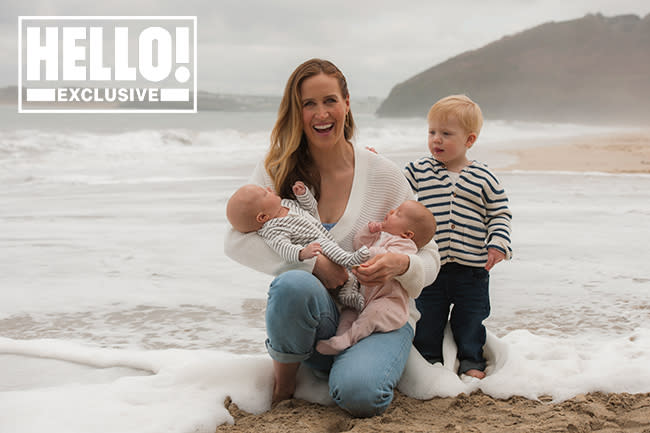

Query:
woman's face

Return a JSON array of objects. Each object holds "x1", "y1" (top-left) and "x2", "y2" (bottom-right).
[{"x1": 300, "y1": 73, "x2": 350, "y2": 151}]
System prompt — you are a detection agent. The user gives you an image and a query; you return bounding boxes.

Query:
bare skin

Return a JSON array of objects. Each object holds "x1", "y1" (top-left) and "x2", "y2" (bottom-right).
[
  {"x1": 465, "y1": 369, "x2": 486, "y2": 379},
  {"x1": 299, "y1": 242, "x2": 322, "y2": 261},
  {"x1": 485, "y1": 248, "x2": 505, "y2": 271},
  {"x1": 271, "y1": 361, "x2": 300, "y2": 404}
]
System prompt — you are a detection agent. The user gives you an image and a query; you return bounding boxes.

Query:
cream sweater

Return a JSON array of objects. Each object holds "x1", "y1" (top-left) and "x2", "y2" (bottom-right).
[{"x1": 224, "y1": 145, "x2": 441, "y2": 329}]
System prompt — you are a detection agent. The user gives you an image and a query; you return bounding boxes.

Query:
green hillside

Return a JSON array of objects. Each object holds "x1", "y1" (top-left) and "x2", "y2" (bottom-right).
[{"x1": 376, "y1": 13, "x2": 650, "y2": 124}]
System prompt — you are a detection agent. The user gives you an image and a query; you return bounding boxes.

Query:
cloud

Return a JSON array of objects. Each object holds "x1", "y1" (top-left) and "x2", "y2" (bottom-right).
[{"x1": 3, "y1": 0, "x2": 649, "y2": 96}]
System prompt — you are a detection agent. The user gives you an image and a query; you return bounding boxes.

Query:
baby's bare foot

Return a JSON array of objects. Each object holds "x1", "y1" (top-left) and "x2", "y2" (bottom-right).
[{"x1": 316, "y1": 335, "x2": 351, "y2": 355}]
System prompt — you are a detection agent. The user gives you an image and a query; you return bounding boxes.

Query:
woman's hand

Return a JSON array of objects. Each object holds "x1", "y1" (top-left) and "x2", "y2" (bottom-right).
[
  {"x1": 312, "y1": 254, "x2": 349, "y2": 290},
  {"x1": 352, "y1": 252, "x2": 409, "y2": 286}
]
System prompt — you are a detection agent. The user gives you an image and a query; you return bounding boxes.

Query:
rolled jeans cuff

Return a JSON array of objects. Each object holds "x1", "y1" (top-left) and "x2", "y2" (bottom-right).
[
  {"x1": 265, "y1": 338, "x2": 313, "y2": 363},
  {"x1": 458, "y1": 359, "x2": 486, "y2": 375}
]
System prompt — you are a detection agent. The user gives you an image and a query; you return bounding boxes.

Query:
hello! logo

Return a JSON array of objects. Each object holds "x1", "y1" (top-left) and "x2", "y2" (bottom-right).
[{"x1": 18, "y1": 16, "x2": 197, "y2": 113}]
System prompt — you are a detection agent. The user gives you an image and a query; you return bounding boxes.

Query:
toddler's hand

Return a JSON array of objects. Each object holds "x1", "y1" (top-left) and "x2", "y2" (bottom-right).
[
  {"x1": 485, "y1": 248, "x2": 506, "y2": 271},
  {"x1": 299, "y1": 242, "x2": 322, "y2": 261},
  {"x1": 292, "y1": 181, "x2": 306, "y2": 196},
  {"x1": 368, "y1": 221, "x2": 383, "y2": 233}
]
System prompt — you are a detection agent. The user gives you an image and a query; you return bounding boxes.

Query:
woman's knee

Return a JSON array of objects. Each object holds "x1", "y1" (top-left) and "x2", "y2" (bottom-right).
[
  {"x1": 329, "y1": 368, "x2": 393, "y2": 417},
  {"x1": 268, "y1": 271, "x2": 320, "y2": 312},
  {"x1": 328, "y1": 325, "x2": 413, "y2": 417},
  {"x1": 266, "y1": 270, "x2": 336, "y2": 330}
]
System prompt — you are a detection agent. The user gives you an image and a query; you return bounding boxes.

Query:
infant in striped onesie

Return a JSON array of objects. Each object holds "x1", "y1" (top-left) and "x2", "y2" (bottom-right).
[{"x1": 226, "y1": 182, "x2": 369, "y2": 311}]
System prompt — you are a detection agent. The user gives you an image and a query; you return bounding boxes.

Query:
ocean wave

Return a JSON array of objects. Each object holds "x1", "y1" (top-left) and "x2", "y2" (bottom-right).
[
  {"x1": 0, "y1": 119, "x2": 630, "y2": 161},
  {"x1": 19, "y1": 174, "x2": 247, "y2": 185},
  {"x1": 0, "y1": 120, "x2": 637, "y2": 188},
  {"x1": 0, "y1": 128, "x2": 269, "y2": 160}
]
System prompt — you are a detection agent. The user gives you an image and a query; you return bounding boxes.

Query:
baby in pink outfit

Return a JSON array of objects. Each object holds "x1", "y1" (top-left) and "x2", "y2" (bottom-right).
[{"x1": 316, "y1": 200, "x2": 437, "y2": 355}]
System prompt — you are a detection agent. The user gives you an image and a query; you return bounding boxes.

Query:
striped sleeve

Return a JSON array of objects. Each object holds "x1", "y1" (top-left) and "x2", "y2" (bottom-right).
[
  {"x1": 403, "y1": 161, "x2": 419, "y2": 193},
  {"x1": 295, "y1": 186, "x2": 320, "y2": 220},
  {"x1": 258, "y1": 223, "x2": 302, "y2": 263},
  {"x1": 477, "y1": 166, "x2": 513, "y2": 259}
]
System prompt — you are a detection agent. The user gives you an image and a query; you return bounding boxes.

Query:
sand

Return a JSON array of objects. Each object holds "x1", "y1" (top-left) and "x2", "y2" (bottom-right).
[
  {"x1": 216, "y1": 131, "x2": 650, "y2": 432},
  {"x1": 218, "y1": 391, "x2": 650, "y2": 433},
  {"x1": 503, "y1": 130, "x2": 650, "y2": 173}
]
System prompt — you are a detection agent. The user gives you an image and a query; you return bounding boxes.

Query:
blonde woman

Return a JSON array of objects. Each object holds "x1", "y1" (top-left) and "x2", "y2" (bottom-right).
[{"x1": 224, "y1": 58, "x2": 440, "y2": 417}]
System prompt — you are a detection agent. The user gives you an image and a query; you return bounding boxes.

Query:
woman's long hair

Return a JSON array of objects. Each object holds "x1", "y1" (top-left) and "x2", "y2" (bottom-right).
[{"x1": 264, "y1": 58, "x2": 355, "y2": 200}]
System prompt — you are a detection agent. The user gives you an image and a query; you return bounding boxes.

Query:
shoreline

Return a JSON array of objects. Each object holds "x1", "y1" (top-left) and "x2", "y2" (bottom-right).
[{"x1": 502, "y1": 130, "x2": 650, "y2": 173}]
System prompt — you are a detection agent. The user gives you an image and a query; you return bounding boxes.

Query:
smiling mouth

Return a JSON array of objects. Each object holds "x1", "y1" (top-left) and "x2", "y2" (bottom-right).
[{"x1": 313, "y1": 123, "x2": 334, "y2": 133}]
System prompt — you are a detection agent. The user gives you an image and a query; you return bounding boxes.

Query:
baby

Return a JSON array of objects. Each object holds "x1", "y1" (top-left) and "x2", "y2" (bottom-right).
[
  {"x1": 316, "y1": 200, "x2": 436, "y2": 355},
  {"x1": 226, "y1": 182, "x2": 369, "y2": 310}
]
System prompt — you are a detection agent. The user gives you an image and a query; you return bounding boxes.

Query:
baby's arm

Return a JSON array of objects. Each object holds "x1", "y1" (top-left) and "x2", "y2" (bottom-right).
[
  {"x1": 319, "y1": 238, "x2": 369, "y2": 268},
  {"x1": 381, "y1": 235, "x2": 418, "y2": 256},
  {"x1": 365, "y1": 232, "x2": 419, "y2": 259},
  {"x1": 292, "y1": 181, "x2": 306, "y2": 196},
  {"x1": 299, "y1": 242, "x2": 322, "y2": 261},
  {"x1": 353, "y1": 223, "x2": 382, "y2": 251},
  {"x1": 260, "y1": 226, "x2": 305, "y2": 263},
  {"x1": 292, "y1": 181, "x2": 320, "y2": 220}
]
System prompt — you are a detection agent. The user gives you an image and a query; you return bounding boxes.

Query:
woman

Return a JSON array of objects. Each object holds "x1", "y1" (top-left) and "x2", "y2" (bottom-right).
[{"x1": 224, "y1": 58, "x2": 440, "y2": 417}]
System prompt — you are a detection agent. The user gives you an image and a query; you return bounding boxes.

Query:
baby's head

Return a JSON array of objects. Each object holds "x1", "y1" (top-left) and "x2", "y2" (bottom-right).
[
  {"x1": 226, "y1": 184, "x2": 282, "y2": 233},
  {"x1": 382, "y1": 200, "x2": 436, "y2": 248},
  {"x1": 427, "y1": 94, "x2": 483, "y2": 137}
]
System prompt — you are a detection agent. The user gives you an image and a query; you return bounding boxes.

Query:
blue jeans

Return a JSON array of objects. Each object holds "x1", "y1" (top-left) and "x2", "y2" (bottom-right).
[
  {"x1": 265, "y1": 270, "x2": 414, "y2": 417},
  {"x1": 413, "y1": 263, "x2": 490, "y2": 375}
]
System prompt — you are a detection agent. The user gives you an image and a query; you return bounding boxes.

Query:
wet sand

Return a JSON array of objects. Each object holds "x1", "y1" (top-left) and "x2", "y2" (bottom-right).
[
  {"x1": 503, "y1": 130, "x2": 650, "y2": 173},
  {"x1": 218, "y1": 391, "x2": 650, "y2": 433}
]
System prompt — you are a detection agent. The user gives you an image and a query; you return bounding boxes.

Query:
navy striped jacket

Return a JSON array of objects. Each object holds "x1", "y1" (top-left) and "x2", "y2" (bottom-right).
[{"x1": 404, "y1": 157, "x2": 512, "y2": 267}]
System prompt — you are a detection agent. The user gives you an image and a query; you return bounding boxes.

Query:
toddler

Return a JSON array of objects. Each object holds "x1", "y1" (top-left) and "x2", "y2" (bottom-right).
[{"x1": 404, "y1": 94, "x2": 512, "y2": 379}]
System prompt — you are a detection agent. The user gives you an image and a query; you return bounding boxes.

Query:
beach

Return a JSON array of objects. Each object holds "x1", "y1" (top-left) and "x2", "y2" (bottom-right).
[
  {"x1": 216, "y1": 130, "x2": 650, "y2": 433},
  {"x1": 503, "y1": 130, "x2": 650, "y2": 173},
  {"x1": 2, "y1": 114, "x2": 650, "y2": 433},
  {"x1": 219, "y1": 391, "x2": 650, "y2": 433}
]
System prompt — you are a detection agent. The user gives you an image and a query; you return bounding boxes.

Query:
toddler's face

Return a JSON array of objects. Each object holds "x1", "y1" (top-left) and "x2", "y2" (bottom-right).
[{"x1": 427, "y1": 115, "x2": 474, "y2": 168}]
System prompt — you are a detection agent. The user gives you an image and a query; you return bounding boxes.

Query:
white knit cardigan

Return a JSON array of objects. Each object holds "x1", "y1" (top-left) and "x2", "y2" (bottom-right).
[{"x1": 224, "y1": 145, "x2": 441, "y2": 328}]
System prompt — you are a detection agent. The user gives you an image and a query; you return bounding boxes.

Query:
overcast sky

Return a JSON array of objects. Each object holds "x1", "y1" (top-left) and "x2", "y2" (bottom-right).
[{"x1": 4, "y1": 0, "x2": 649, "y2": 97}]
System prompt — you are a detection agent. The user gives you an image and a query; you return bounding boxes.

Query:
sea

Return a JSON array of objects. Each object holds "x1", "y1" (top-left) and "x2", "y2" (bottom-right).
[{"x1": 1, "y1": 105, "x2": 649, "y2": 433}]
